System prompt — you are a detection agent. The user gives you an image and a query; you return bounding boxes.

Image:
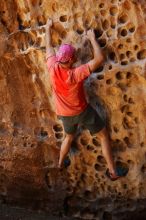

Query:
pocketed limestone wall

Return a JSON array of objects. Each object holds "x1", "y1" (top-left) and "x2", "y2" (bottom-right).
[{"x1": 0, "y1": 0, "x2": 146, "y2": 219}]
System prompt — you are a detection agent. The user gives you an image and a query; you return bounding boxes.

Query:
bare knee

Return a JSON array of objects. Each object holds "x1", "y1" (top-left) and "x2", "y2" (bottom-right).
[
  {"x1": 97, "y1": 127, "x2": 109, "y2": 140},
  {"x1": 65, "y1": 133, "x2": 74, "y2": 142},
  {"x1": 60, "y1": 133, "x2": 74, "y2": 155}
]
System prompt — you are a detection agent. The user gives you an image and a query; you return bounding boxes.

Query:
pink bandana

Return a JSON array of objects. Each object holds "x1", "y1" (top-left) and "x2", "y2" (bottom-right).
[{"x1": 56, "y1": 44, "x2": 76, "y2": 63}]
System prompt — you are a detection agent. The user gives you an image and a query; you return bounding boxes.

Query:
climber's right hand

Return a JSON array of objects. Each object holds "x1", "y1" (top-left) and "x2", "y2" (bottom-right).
[{"x1": 86, "y1": 29, "x2": 95, "y2": 40}]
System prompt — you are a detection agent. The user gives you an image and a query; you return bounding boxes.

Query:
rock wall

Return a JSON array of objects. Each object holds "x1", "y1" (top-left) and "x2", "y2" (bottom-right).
[{"x1": 0, "y1": 0, "x2": 146, "y2": 219}]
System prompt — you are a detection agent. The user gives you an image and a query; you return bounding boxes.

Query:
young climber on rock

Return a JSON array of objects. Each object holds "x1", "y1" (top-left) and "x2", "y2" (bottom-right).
[{"x1": 46, "y1": 18, "x2": 128, "y2": 181}]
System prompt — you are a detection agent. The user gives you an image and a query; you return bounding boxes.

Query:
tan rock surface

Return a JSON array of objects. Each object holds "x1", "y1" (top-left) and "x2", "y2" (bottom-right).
[{"x1": 0, "y1": 0, "x2": 146, "y2": 219}]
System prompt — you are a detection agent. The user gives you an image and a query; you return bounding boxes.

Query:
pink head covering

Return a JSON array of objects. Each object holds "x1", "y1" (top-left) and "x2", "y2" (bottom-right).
[{"x1": 56, "y1": 44, "x2": 76, "y2": 63}]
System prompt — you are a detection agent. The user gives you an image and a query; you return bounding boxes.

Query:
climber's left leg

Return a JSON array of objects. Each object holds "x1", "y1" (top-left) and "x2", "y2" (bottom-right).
[{"x1": 97, "y1": 127, "x2": 117, "y2": 177}]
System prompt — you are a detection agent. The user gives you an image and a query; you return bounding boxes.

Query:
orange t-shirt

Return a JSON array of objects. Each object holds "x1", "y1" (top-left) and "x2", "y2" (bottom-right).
[{"x1": 47, "y1": 55, "x2": 90, "y2": 116}]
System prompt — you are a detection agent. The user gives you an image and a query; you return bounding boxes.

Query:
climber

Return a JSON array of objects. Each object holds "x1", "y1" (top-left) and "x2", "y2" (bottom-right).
[{"x1": 45, "y1": 18, "x2": 127, "y2": 181}]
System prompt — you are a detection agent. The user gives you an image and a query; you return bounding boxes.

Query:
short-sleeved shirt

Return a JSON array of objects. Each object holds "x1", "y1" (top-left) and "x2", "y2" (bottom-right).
[{"x1": 47, "y1": 55, "x2": 90, "y2": 116}]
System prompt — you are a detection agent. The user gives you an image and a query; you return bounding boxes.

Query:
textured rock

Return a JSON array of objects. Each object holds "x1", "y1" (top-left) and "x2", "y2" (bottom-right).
[{"x1": 0, "y1": 0, "x2": 146, "y2": 219}]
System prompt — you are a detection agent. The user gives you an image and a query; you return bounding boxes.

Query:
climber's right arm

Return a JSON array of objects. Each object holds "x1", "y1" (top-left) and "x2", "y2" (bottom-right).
[
  {"x1": 46, "y1": 18, "x2": 55, "y2": 59},
  {"x1": 87, "y1": 30, "x2": 104, "y2": 72}
]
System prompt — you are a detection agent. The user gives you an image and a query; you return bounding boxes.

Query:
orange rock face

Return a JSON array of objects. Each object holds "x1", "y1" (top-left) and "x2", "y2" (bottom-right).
[{"x1": 0, "y1": 0, "x2": 146, "y2": 219}]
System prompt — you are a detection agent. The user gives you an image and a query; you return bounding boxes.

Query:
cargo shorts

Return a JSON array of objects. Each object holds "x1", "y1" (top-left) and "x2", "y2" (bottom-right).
[{"x1": 58, "y1": 105, "x2": 105, "y2": 135}]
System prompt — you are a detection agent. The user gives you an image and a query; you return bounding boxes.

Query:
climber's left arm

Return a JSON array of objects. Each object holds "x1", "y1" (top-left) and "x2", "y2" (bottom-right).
[{"x1": 46, "y1": 18, "x2": 55, "y2": 59}]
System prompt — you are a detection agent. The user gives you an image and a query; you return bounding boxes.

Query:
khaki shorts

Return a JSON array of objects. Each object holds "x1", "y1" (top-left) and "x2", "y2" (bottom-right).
[{"x1": 58, "y1": 105, "x2": 105, "y2": 135}]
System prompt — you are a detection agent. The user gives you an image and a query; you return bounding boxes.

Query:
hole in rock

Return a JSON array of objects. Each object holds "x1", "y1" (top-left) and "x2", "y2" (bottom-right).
[
  {"x1": 120, "y1": 53, "x2": 125, "y2": 60},
  {"x1": 137, "y1": 49, "x2": 146, "y2": 60},
  {"x1": 84, "y1": 190, "x2": 96, "y2": 200},
  {"x1": 123, "y1": 94, "x2": 128, "y2": 102},
  {"x1": 95, "y1": 174, "x2": 100, "y2": 181},
  {"x1": 99, "y1": 3, "x2": 104, "y2": 8},
  {"x1": 95, "y1": 65, "x2": 104, "y2": 73},
  {"x1": 80, "y1": 173, "x2": 87, "y2": 182},
  {"x1": 108, "y1": 51, "x2": 117, "y2": 62},
  {"x1": 140, "y1": 142, "x2": 144, "y2": 147},
  {"x1": 118, "y1": 192, "x2": 122, "y2": 196},
  {"x1": 113, "y1": 139, "x2": 126, "y2": 152},
  {"x1": 126, "y1": 38, "x2": 132, "y2": 43},
  {"x1": 130, "y1": 57, "x2": 136, "y2": 62},
  {"x1": 52, "y1": 2, "x2": 59, "y2": 12},
  {"x1": 34, "y1": 127, "x2": 48, "y2": 138},
  {"x1": 35, "y1": 37, "x2": 42, "y2": 47},
  {"x1": 38, "y1": 19, "x2": 44, "y2": 26},
  {"x1": 121, "y1": 104, "x2": 128, "y2": 113},
  {"x1": 118, "y1": 14, "x2": 128, "y2": 24},
  {"x1": 83, "y1": 16, "x2": 92, "y2": 29},
  {"x1": 127, "y1": 160, "x2": 134, "y2": 166},
  {"x1": 40, "y1": 130, "x2": 48, "y2": 138},
  {"x1": 103, "y1": 211, "x2": 112, "y2": 220},
  {"x1": 128, "y1": 97, "x2": 134, "y2": 104},
  {"x1": 118, "y1": 44, "x2": 123, "y2": 49},
  {"x1": 134, "y1": 45, "x2": 139, "y2": 50},
  {"x1": 120, "y1": 29, "x2": 128, "y2": 37},
  {"x1": 29, "y1": 38, "x2": 35, "y2": 46},
  {"x1": 123, "y1": 117, "x2": 134, "y2": 129},
  {"x1": 87, "y1": 145, "x2": 94, "y2": 151},
  {"x1": 116, "y1": 161, "x2": 129, "y2": 170},
  {"x1": 106, "y1": 79, "x2": 112, "y2": 84},
  {"x1": 76, "y1": 28, "x2": 84, "y2": 35},
  {"x1": 110, "y1": 17, "x2": 116, "y2": 29},
  {"x1": 56, "y1": 141, "x2": 62, "y2": 148},
  {"x1": 60, "y1": 15, "x2": 67, "y2": 22},
  {"x1": 95, "y1": 163, "x2": 105, "y2": 171},
  {"x1": 121, "y1": 60, "x2": 128, "y2": 65},
  {"x1": 126, "y1": 72, "x2": 132, "y2": 79},
  {"x1": 113, "y1": 126, "x2": 119, "y2": 133},
  {"x1": 80, "y1": 137, "x2": 88, "y2": 146},
  {"x1": 31, "y1": 143, "x2": 37, "y2": 148},
  {"x1": 100, "y1": 9, "x2": 106, "y2": 16},
  {"x1": 92, "y1": 138, "x2": 100, "y2": 146},
  {"x1": 109, "y1": 65, "x2": 112, "y2": 70},
  {"x1": 60, "y1": 31, "x2": 67, "y2": 39},
  {"x1": 94, "y1": 29, "x2": 103, "y2": 38},
  {"x1": 117, "y1": 82, "x2": 127, "y2": 91},
  {"x1": 126, "y1": 51, "x2": 132, "y2": 58},
  {"x1": 134, "y1": 117, "x2": 139, "y2": 124},
  {"x1": 102, "y1": 20, "x2": 110, "y2": 30},
  {"x1": 58, "y1": 39, "x2": 62, "y2": 45},
  {"x1": 98, "y1": 38, "x2": 106, "y2": 47},
  {"x1": 55, "y1": 133, "x2": 63, "y2": 139},
  {"x1": 116, "y1": 71, "x2": 124, "y2": 80},
  {"x1": 53, "y1": 124, "x2": 63, "y2": 132},
  {"x1": 97, "y1": 155, "x2": 106, "y2": 164},
  {"x1": 111, "y1": 24, "x2": 116, "y2": 29},
  {"x1": 110, "y1": 6, "x2": 118, "y2": 16},
  {"x1": 0, "y1": 123, "x2": 8, "y2": 134},
  {"x1": 111, "y1": 0, "x2": 117, "y2": 3},
  {"x1": 126, "y1": 112, "x2": 133, "y2": 117},
  {"x1": 17, "y1": 15, "x2": 25, "y2": 30},
  {"x1": 129, "y1": 26, "x2": 135, "y2": 33},
  {"x1": 141, "y1": 164, "x2": 146, "y2": 173},
  {"x1": 97, "y1": 74, "x2": 104, "y2": 80},
  {"x1": 123, "y1": 136, "x2": 132, "y2": 147}
]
